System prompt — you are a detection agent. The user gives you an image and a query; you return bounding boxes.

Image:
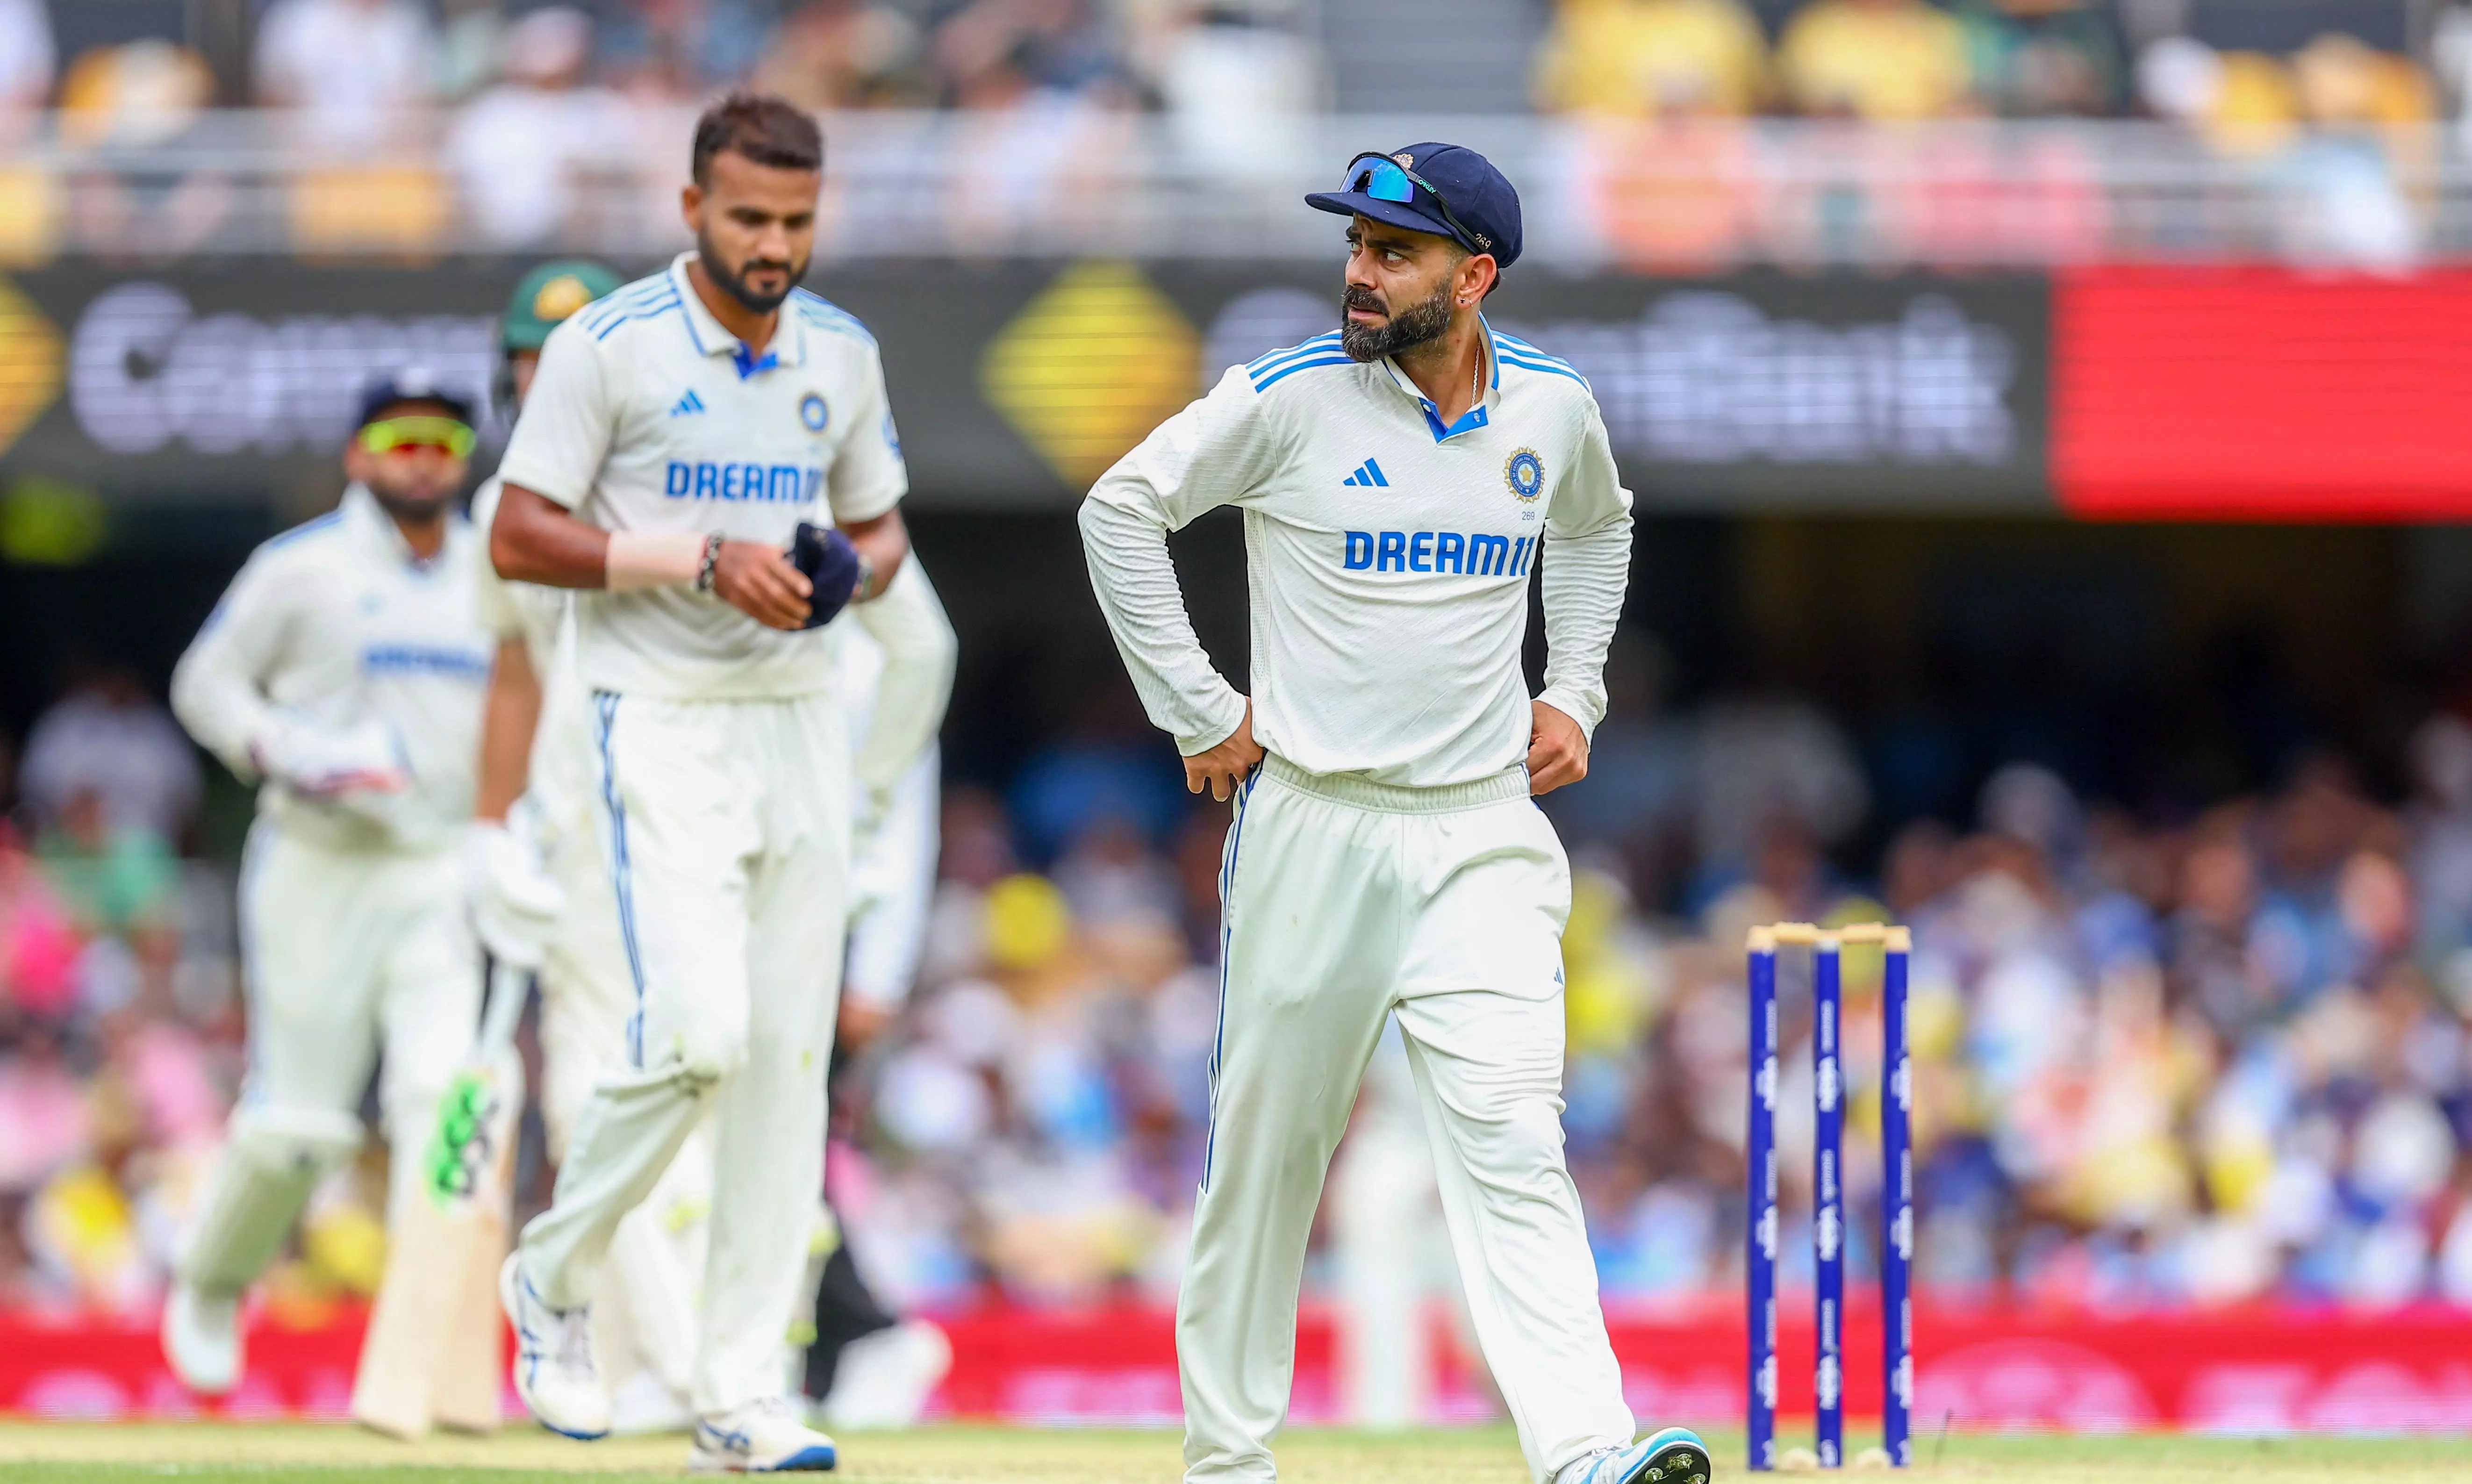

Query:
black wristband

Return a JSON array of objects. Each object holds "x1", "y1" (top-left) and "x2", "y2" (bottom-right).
[{"x1": 694, "y1": 533, "x2": 723, "y2": 592}]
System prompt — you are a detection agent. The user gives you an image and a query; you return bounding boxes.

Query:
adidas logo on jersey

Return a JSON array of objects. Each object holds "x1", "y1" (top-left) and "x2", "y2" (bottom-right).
[
  {"x1": 669, "y1": 389, "x2": 707, "y2": 417},
  {"x1": 1340, "y1": 458, "x2": 1389, "y2": 488}
]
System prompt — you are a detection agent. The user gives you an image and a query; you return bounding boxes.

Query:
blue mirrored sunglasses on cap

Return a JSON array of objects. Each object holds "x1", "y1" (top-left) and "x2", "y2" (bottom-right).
[{"x1": 1340, "y1": 151, "x2": 1486, "y2": 257}]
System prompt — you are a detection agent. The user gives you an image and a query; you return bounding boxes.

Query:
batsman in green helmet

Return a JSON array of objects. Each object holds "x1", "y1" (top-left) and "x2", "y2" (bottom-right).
[
  {"x1": 470, "y1": 259, "x2": 624, "y2": 1001},
  {"x1": 496, "y1": 260, "x2": 628, "y2": 416},
  {"x1": 470, "y1": 257, "x2": 622, "y2": 952}
]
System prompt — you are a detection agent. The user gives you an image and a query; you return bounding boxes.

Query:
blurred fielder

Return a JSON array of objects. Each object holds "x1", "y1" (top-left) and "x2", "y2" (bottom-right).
[
  {"x1": 483, "y1": 94, "x2": 921, "y2": 1471},
  {"x1": 1080, "y1": 144, "x2": 1710, "y2": 1484},
  {"x1": 164, "y1": 372, "x2": 493, "y2": 1396},
  {"x1": 797, "y1": 604, "x2": 956, "y2": 1429}
]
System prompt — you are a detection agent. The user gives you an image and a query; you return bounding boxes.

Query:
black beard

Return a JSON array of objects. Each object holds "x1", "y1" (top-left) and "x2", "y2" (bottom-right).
[
  {"x1": 368, "y1": 483, "x2": 452, "y2": 529},
  {"x1": 696, "y1": 227, "x2": 806, "y2": 315},
  {"x1": 1340, "y1": 278, "x2": 1454, "y2": 362}
]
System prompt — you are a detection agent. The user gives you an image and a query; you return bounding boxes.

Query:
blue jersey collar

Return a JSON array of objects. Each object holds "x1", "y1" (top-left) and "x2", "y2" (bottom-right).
[{"x1": 1381, "y1": 316, "x2": 1501, "y2": 443}]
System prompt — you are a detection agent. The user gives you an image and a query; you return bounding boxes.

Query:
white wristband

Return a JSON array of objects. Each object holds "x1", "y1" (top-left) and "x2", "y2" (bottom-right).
[{"x1": 605, "y1": 531, "x2": 707, "y2": 592}]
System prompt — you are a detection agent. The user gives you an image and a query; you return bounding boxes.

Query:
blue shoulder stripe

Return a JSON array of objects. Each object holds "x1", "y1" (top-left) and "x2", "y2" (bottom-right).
[
  {"x1": 1499, "y1": 350, "x2": 1585, "y2": 376},
  {"x1": 601, "y1": 291, "x2": 682, "y2": 325},
  {"x1": 593, "y1": 294, "x2": 684, "y2": 340},
  {"x1": 790, "y1": 293, "x2": 863, "y2": 327},
  {"x1": 263, "y1": 509, "x2": 344, "y2": 551},
  {"x1": 790, "y1": 287, "x2": 860, "y2": 319},
  {"x1": 578, "y1": 282, "x2": 678, "y2": 328},
  {"x1": 1246, "y1": 332, "x2": 1343, "y2": 376},
  {"x1": 1247, "y1": 336, "x2": 1344, "y2": 376},
  {"x1": 1250, "y1": 355, "x2": 1358, "y2": 392},
  {"x1": 594, "y1": 277, "x2": 673, "y2": 309},
  {"x1": 1498, "y1": 353, "x2": 1590, "y2": 388},
  {"x1": 577, "y1": 279, "x2": 678, "y2": 331},
  {"x1": 1493, "y1": 332, "x2": 1576, "y2": 368},
  {"x1": 576, "y1": 296, "x2": 675, "y2": 339},
  {"x1": 792, "y1": 289, "x2": 877, "y2": 345}
]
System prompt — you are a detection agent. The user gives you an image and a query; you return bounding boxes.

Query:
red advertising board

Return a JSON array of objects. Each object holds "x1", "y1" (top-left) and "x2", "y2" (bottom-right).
[
  {"x1": 2052, "y1": 267, "x2": 2472, "y2": 521},
  {"x1": 5, "y1": 1300, "x2": 2468, "y2": 1432},
  {"x1": 1605, "y1": 1296, "x2": 2472, "y2": 1436}
]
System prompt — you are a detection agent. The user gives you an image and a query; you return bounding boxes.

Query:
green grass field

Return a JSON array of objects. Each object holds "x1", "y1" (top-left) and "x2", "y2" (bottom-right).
[{"x1": 0, "y1": 1424, "x2": 2463, "y2": 1483}]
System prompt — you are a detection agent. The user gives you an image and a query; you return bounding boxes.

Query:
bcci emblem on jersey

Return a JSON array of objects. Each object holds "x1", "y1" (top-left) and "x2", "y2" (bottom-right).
[
  {"x1": 1505, "y1": 448, "x2": 1545, "y2": 502},
  {"x1": 799, "y1": 392, "x2": 830, "y2": 432}
]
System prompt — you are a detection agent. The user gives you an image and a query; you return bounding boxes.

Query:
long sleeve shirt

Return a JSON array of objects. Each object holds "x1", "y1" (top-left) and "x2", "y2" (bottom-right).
[
  {"x1": 840, "y1": 559, "x2": 958, "y2": 797},
  {"x1": 172, "y1": 484, "x2": 492, "y2": 852},
  {"x1": 1080, "y1": 320, "x2": 1633, "y2": 789},
  {"x1": 832, "y1": 560, "x2": 958, "y2": 1011}
]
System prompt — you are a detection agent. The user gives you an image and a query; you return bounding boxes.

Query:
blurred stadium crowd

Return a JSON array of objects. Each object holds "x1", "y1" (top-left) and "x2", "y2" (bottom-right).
[
  {"x1": 2, "y1": 0, "x2": 2469, "y2": 266},
  {"x1": 5, "y1": 0, "x2": 2466, "y2": 126},
  {"x1": 7, "y1": 643, "x2": 2472, "y2": 1320}
]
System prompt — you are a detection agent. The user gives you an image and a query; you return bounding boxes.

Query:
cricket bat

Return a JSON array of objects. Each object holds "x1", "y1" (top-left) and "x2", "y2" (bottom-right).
[{"x1": 351, "y1": 961, "x2": 528, "y2": 1439}]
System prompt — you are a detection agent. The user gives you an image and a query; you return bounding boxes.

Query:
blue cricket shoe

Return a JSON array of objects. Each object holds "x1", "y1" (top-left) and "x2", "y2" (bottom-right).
[{"x1": 1567, "y1": 1427, "x2": 1712, "y2": 1484}]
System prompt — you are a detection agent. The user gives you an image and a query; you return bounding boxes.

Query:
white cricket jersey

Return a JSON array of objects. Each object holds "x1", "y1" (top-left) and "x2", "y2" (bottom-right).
[
  {"x1": 1081, "y1": 319, "x2": 1634, "y2": 789},
  {"x1": 834, "y1": 559, "x2": 957, "y2": 795},
  {"x1": 472, "y1": 473, "x2": 596, "y2": 840},
  {"x1": 471, "y1": 474, "x2": 568, "y2": 676},
  {"x1": 832, "y1": 593, "x2": 944, "y2": 1012},
  {"x1": 495, "y1": 252, "x2": 908, "y2": 700},
  {"x1": 172, "y1": 485, "x2": 492, "y2": 850}
]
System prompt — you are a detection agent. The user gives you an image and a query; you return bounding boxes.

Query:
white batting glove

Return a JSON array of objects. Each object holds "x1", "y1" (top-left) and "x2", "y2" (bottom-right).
[
  {"x1": 468, "y1": 797, "x2": 565, "y2": 971},
  {"x1": 253, "y1": 716, "x2": 411, "y2": 800}
]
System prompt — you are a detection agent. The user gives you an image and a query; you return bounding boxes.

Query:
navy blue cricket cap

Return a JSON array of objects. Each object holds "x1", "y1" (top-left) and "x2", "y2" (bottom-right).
[
  {"x1": 1304, "y1": 142, "x2": 1523, "y2": 271},
  {"x1": 355, "y1": 366, "x2": 475, "y2": 430}
]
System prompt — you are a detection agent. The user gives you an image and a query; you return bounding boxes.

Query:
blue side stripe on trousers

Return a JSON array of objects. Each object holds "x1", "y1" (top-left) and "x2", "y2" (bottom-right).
[
  {"x1": 593, "y1": 692, "x2": 649, "y2": 1067},
  {"x1": 1200, "y1": 766, "x2": 1262, "y2": 1194}
]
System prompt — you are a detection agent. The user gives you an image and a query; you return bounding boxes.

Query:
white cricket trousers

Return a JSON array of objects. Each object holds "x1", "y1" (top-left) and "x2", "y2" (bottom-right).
[
  {"x1": 517, "y1": 689, "x2": 850, "y2": 1416},
  {"x1": 529, "y1": 686, "x2": 707, "y2": 1402},
  {"x1": 180, "y1": 824, "x2": 479, "y2": 1294},
  {"x1": 526, "y1": 667, "x2": 631, "y2": 1160},
  {"x1": 1181, "y1": 756, "x2": 1634, "y2": 1484}
]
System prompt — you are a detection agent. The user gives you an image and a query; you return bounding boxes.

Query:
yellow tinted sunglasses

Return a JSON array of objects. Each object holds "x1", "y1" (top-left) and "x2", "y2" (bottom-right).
[{"x1": 359, "y1": 416, "x2": 475, "y2": 458}]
